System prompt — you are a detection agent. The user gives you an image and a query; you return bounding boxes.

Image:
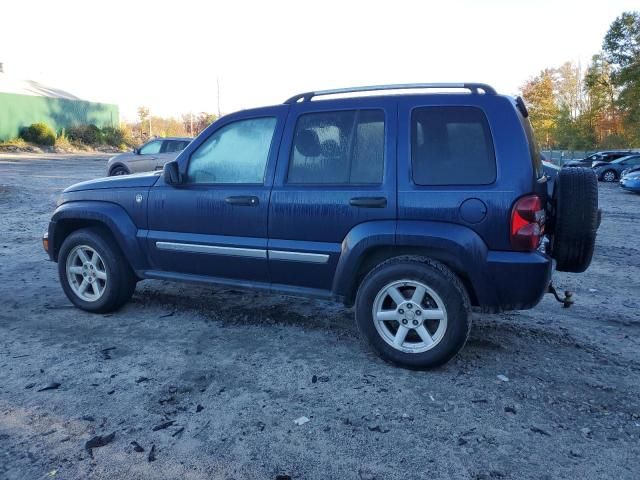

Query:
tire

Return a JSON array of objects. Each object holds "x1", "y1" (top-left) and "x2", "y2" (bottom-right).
[
  {"x1": 58, "y1": 227, "x2": 136, "y2": 313},
  {"x1": 109, "y1": 165, "x2": 129, "y2": 176},
  {"x1": 550, "y1": 167, "x2": 599, "y2": 273},
  {"x1": 601, "y1": 170, "x2": 617, "y2": 182},
  {"x1": 355, "y1": 256, "x2": 471, "y2": 369}
]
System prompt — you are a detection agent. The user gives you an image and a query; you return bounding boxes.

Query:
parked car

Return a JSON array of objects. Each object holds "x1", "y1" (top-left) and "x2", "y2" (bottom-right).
[
  {"x1": 621, "y1": 164, "x2": 640, "y2": 177},
  {"x1": 620, "y1": 170, "x2": 640, "y2": 194},
  {"x1": 563, "y1": 150, "x2": 633, "y2": 168},
  {"x1": 541, "y1": 154, "x2": 560, "y2": 196},
  {"x1": 593, "y1": 154, "x2": 640, "y2": 182},
  {"x1": 43, "y1": 83, "x2": 600, "y2": 368},
  {"x1": 541, "y1": 153, "x2": 559, "y2": 175},
  {"x1": 106, "y1": 137, "x2": 192, "y2": 176}
]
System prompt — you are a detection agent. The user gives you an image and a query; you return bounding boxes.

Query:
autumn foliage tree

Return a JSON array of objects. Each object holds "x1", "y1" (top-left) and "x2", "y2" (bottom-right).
[
  {"x1": 521, "y1": 10, "x2": 639, "y2": 150},
  {"x1": 603, "y1": 11, "x2": 640, "y2": 145},
  {"x1": 521, "y1": 69, "x2": 558, "y2": 148},
  {"x1": 126, "y1": 108, "x2": 218, "y2": 145}
]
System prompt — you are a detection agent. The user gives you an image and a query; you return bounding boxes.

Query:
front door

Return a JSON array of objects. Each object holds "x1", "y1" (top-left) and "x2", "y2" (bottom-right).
[
  {"x1": 146, "y1": 107, "x2": 287, "y2": 282},
  {"x1": 132, "y1": 139, "x2": 162, "y2": 173},
  {"x1": 268, "y1": 98, "x2": 397, "y2": 292}
]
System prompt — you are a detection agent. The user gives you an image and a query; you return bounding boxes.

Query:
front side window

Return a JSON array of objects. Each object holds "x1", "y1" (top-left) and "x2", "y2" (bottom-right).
[
  {"x1": 411, "y1": 106, "x2": 496, "y2": 185},
  {"x1": 139, "y1": 140, "x2": 162, "y2": 155},
  {"x1": 187, "y1": 117, "x2": 277, "y2": 184},
  {"x1": 287, "y1": 109, "x2": 385, "y2": 184}
]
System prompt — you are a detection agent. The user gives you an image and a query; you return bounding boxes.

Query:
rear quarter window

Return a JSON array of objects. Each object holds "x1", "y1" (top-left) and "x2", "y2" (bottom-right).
[{"x1": 411, "y1": 106, "x2": 496, "y2": 185}]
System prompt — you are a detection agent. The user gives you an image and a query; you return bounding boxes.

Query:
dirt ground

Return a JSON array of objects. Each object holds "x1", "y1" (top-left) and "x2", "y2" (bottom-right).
[{"x1": 1, "y1": 153, "x2": 639, "y2": 480}]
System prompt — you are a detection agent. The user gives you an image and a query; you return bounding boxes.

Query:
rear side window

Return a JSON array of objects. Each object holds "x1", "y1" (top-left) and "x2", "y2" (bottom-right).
[
  {"x1": 164, "y1": 140, "x2": 189, "y2": 153},
  {"x1": 411, "y1": 106, "x2": 496, "y2": 185},
  {"x1": 287, "y1": 109, "x2": 384, "y2": 184}
]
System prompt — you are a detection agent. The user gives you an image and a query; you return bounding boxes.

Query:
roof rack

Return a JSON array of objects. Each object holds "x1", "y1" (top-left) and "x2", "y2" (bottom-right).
[{"x1": 284, "y1": 83, "x2": 497, "y2": 104}]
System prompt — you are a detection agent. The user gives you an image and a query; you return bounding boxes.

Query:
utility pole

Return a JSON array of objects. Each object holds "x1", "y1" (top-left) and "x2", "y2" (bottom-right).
[{"x1": 216, "y1": 77, "x2": 221, "y2": 117}]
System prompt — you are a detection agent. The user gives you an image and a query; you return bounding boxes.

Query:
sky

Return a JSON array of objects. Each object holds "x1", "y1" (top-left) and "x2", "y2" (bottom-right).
[{"x1": 1, "y1": 0, "x2": 637, "y2": 121}]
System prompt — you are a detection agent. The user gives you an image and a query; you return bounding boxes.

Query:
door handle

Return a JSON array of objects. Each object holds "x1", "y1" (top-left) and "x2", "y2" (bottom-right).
[
  {"x1": 225, "y1": 195, "x2": 259, "y2": 206},
  {"x1": 349, "y1": 196, "x2": 387, "y2": 208}
]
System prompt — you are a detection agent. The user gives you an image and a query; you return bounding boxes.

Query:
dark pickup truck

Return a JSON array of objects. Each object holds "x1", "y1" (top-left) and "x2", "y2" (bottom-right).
[{"x1": 44, "y1": 83, "x2": 600, "y2": 368}]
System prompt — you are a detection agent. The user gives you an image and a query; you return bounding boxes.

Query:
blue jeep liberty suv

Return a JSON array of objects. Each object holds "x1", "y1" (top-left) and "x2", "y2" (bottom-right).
[{"x1": 44, "y1": 84, "x2": 599, "y2": 368}]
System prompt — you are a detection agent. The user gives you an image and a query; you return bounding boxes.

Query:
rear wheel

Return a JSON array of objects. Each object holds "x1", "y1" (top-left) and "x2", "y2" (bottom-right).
[
  {"x1": 601, "y1": 170, "x2": 617, "y2": 182},
  {"x1": 58, "y1": 228, "x2": 136, "y2": 313},
  {"x1": 355, "y1": 257, "x2": 471, "y2": 369}
]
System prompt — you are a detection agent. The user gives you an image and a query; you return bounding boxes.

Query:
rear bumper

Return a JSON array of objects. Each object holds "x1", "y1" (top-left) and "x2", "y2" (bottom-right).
[{"x1": 477, "y1": 250, "x2": 553, "y2": 311}]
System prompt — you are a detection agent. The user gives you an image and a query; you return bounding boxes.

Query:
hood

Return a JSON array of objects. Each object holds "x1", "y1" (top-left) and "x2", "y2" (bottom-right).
[{"x1": 63, "y1": 171, "x2": 161, "y2": 193}]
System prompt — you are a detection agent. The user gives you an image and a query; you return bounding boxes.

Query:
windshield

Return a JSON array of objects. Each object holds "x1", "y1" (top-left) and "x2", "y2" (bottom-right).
[{"x1": 613, "y1": 155, "x2": 636, "y2": 164}]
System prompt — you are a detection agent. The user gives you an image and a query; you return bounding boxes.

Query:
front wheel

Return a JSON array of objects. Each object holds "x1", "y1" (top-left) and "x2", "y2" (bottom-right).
[
  {"x1": 58, "y1": 228, "x2": 136, "y2": 313},
  {"x1": 109, "y1": 166, "x2": 129, "y2": 176},
  {"x1": 355, "y1": 257, "x2": 471, "y2": 369}
]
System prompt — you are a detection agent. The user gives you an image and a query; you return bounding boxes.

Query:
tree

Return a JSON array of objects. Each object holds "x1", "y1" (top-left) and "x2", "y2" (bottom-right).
[
  {"x1": 137, "y1": 106, "x2": 151, "y2": 137},
  {"x1": 182, "y1": 112, "x2": 217, "y2": 137},
  {"x1": 584, "y1": 54, "x2": 621, "y2": 145},
  {"x1": 554, "y1": 62, "x2": 594, "y2": 149},
  {"x1": 137, "y1": 106, "x2": 150, "y2": 123},
  {"x1": 556, "y1": 62, "x2": 583, "y2": 121},
  {"x1": 521, "y1": 69, "x2": 559, "y2": 148},
  {"x1": 603, "y1": 11, "x2": 640, "y2": 144}
]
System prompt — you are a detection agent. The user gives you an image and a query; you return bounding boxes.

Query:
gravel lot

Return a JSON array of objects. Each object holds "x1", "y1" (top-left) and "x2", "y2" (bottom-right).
[{"x1": 1, "y1": 153, "x2": 639, "y2": 480}]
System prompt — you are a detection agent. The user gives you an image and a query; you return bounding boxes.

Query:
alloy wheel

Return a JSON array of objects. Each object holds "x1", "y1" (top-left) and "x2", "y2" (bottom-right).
[
  {"x1": 372, "y1": 279, "x2": 448, "y2": 353},
  {"x1": 65, "y1": 245, "x2": 108, "y2": 302}
]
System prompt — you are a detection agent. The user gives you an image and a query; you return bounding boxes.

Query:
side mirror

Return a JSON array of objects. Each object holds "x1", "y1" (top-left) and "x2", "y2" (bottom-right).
[
  {"x1": 164, "y1": 160, "x2": 182, "y2": 185},
  {"x1": 133, "y1": 148, "x2": 140, "y2": 155}
]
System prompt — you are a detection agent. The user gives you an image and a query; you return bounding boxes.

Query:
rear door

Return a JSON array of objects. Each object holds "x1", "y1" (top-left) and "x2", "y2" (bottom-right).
[
  {"x1": 268, "y1": 98, "x2": 396, "y2": 292},
  {"x1": 397, "y1": 96, "x2": 519, "y2": 251},
  {"x1": 146, "y1": 107, "x2": 287, "y2": 282}
]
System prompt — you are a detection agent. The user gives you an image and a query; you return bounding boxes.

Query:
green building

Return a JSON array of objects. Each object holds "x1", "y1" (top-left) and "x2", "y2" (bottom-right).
[{"x1": 0, "y1": 64, "x2": 119, "y2": 141}]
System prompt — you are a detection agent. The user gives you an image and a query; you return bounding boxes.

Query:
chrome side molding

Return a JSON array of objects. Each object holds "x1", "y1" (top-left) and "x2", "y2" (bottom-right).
[{"x1": 155, "y1": 242, "x2": 330, "y2": 264}]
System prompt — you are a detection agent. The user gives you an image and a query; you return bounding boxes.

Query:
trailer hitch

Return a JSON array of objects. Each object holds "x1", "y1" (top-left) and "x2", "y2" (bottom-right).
[{"x1": 548, "y1": 283, "x2": 574, "y2": 308}]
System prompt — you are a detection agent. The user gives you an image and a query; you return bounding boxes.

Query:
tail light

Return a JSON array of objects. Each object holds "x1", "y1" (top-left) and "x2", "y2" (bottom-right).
[{"x1": 510, "y1": 194, "x2": 545, "y2": 251}]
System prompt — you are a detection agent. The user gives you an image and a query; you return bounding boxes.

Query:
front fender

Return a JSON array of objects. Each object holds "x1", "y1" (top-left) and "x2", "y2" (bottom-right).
[{"x1": 49, "y1": 201, "x2": 147, "y2": 271}]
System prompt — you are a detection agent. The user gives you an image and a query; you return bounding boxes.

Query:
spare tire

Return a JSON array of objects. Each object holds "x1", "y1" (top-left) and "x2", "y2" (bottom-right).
[{"x1": 549, "y1": 167, "x2": 599, "y2": 273}]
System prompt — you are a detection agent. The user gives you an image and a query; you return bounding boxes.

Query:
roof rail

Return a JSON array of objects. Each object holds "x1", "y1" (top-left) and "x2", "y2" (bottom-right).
[{"x1": 284, "y1": 83, "x2": 497, "y2": 104}]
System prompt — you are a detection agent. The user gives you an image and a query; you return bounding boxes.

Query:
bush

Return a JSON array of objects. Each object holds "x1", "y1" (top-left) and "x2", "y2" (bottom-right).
[
  {"x1": 19, "y1": 123, "x2": 56, "y2": 146},
  {"x1": 101, "y1": 126, "x2": 129, "y2": 147},
  {"x1": 54, "y1": 132, "x2": 74, "y2": 151},
  {"x1": 67, "y1": 124, "x2": 102, "y2": 145}
]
